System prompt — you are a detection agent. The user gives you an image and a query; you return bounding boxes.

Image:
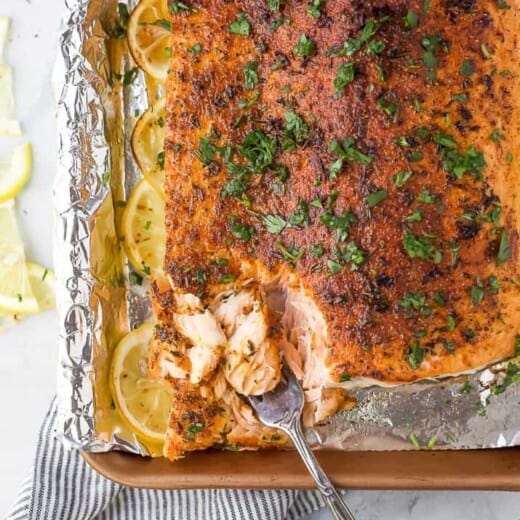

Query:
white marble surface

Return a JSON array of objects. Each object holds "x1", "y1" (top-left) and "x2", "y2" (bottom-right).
[{"x1": 0, "y1": 0, "x2": 518, "y2": 518}]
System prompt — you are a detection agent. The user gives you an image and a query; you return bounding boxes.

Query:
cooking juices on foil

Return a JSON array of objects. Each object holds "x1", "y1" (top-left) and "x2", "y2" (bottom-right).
[{"x1": 54, "y1": 0, "x2": 520, "y2": 456}]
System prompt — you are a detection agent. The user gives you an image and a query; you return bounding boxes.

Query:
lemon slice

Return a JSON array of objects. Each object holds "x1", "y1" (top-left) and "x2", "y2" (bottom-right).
[
  {"x1": 128, "y1": 0, "x2": 171, "y2": 82},
  {"x1": 0, "y1": 201, "x2": 39, "y2": 314},
  {"x1": 131, "y1": 97, "x2": 166, "y2": 195},
  {"x1": 27, "y1": 262, "x2": 55, "y2": 312},
  {"x1": 121, "y1": 179, "x2": 165, "y2": 277},
  {"x1": 0, "y1": 143, "x2": 32, "y2": 203},
  {"x1": 110, "y1": 323, "x2": 173, "y2": 443}
]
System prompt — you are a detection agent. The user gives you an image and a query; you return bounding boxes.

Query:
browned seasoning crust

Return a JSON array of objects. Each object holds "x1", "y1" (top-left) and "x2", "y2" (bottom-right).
[{"x1": 162, "y1": 0, "x2": 519, "y2": 388}]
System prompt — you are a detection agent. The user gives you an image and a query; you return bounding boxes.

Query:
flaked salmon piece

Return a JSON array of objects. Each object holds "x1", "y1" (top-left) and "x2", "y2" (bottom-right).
[
  {"x1": 213, "y1": 288, "x2": 281, "y2": 395},
  {"x1": 174, "y1": 309, "x2": 227, "y2": 383}
]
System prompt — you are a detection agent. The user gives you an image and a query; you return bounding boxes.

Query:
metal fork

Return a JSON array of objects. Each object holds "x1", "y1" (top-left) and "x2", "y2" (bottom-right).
[{"x1": 247, "y1": 369, "x2": 356, "y2": 520}]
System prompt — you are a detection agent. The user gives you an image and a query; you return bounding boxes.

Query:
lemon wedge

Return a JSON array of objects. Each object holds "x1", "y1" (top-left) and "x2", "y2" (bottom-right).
[
  {"x1": 0, "y1": 201, "x2": 39, "y2": 314},
  {"x1": 27, "y1": 262, "x2": 55, "y2": 312},
  {"x1": 121, "y1": 179, "x2": 165, "y2": 277},
  {"x1": 0, "y1": 18, "x2": 22, "y2": 136},
  {"x1": 128, "y1": 0, "x2": 172, "y2": 82},
  {"x1": 110, "y1": 323, "x2": 173, "y2": 444},
  {"x1": 0, "y1": 143, "x2": 32, "y2": 203},
  {"x1": 131, "y1": 97, "x2": 166, "y2": 196}
]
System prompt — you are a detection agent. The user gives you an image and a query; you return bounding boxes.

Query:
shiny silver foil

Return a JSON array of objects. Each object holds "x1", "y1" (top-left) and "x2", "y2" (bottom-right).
[{"x1": 54, "y1": 0, "x2": 520, "y2": 455}]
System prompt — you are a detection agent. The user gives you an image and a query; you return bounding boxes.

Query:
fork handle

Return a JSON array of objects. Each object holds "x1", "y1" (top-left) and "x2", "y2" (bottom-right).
[{"x1": 284, "y1": 418, "x2": 356, "y2": 520}]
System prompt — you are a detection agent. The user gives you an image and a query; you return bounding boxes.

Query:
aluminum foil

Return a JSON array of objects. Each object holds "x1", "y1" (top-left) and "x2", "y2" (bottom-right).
[{"x1": 54, "y1": 0, "x2": 520, "y2": 455}]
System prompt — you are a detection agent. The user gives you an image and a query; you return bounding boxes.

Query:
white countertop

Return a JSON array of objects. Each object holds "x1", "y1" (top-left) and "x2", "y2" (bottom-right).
[{"x1": 0, "y1": 1, "x2": 518, "y2": 518}]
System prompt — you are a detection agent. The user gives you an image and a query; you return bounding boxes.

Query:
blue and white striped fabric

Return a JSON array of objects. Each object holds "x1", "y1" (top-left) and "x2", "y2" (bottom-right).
[{"x1": 5, "y1": 399, "x2": 323, "y2": 520}]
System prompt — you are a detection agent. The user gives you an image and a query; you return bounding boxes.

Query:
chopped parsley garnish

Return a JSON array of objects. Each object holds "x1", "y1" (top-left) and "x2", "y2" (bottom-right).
[
  {"x1": 367, "y1": 40, "x2": 385, "y2": 55},
  {"x1": 447, "y1": 314, "x2": 457, "y2": 331},
  {"x1": 275, "y1": 241, "x2": 305, "y2": 262},
  {"x1": 461, "y1": 59, "x2": 475, "y2": 77},
  {"x1": 220, "y1": 273, "x2": 237, "y2": 283},
  {"x1": 489, "y1": 128, "x2": 504, "y2": 143},
  {"x1": 188, "y1": 43, "x2": 202, "y2": 54},
  {"x1": 376, "y1": 64, "x2": 385, "y2": 82},
  {"x1": 416, "y1": 190, "x2": 436, "y2": 204},
  {"x1": 108, "y1": 3, "x2": 129, "y2": 39},
  {"x1": 433, "y1": 131, "x2": 457, "y2": 149},
  {"x1": 238, "y1": 91, "x2": 259, "y2": 109},
  {"x1": 470, "y1": 276, "x2": 488, "y2": 305},
  {"x1": 441, "y1": 145, "x2": 485, "y2": 179},
  {"x1": 342, "y1": 19, "x2": 378, "y2": 57},
  {"x1": 367, "y1": 190, "x2": 387, "y2": 208},
  {"x1": 100, "y1": 171, "x2": 111, "y2": 187},
  {"x1": 339, "y1": 373, "x2": 351, "y2": 382},
  {"x1": 451, "y1": 93, "x2": 468, "y2": 103},
  {"x1": 492, "y1": 362, "x2": 519, "y2": 395},
  {"x1": 156, "y1": 151, "x2": 165, "y2": 170},
  {"x1": 290, "y1": 200, "x2": 310, "y2": 226},
  {"x1": 307, "y1": 0, "x2": 324, "y2": 18},
  {"x1": 328, "y1": 137, "x2": 372, "y2": 179},
  {"x1": 496, "y1": 228, "x2": 510, "y2": 265},
  {"x1": 243, "y1": 61, "x2": 259, "y2": 90},
  {"x1": 194, "y1": 268, "x2": 207, "y2": 284},
  {"x1": 393, "y1": 170, "x2": 413, "y2": 188},
  {"x1": 398, "y1": 291, "x2": 426, "y2": 311},
  {"x1": 197, "y1": 136, "x2": 217, "y2": 165},
  {"x1": 239, "y1": 130, "x2": 276, "y2": 172},
  {"x1": 294, "y1": 34, "x2": 316, "y2": 57},
  {"x1": 404, "y1": 9, "x2": 419, "y2": 28},
  {"x1": 334, "y1": 62, "x2": 355, "y2": 98},
  {"x1": 310, "y1": 244, "x2": 324, "y2": 257},
  {"x1": 320, "y1": 208, "x2": 357, "y2": 242},
  {"x1": 515, "y1": 334, "x2": 520, "y2": 356},
  {"x1": 169, "y1": 1, "x2": 195, "y2": 14},
  {"x1": 229, "y1": 13, "x2": 251, "y2": 36},
  {"x1": 122, "y1": 67, "x2": 139, "y2": 86},
  {"x1": 129, "y1": 272, "x2": 143, "y2": 286},
  {"x1": 262, "y1": 214, "x2": 288, "y2": 234},
  {"x1": 421, "y1": 35, "x2": 444, "y2": 79},
  {"x1": 407, "y1": 341, "x2": 425, "y2": 370},
  {"x1": 376, "y1": 96, "x2": 398, "y2": 117},
  {"x1": 481, "y1": 44, "x2": 492, "y2": 60},
  {"x1": 150, "y1": 19, "x2": 172, "y2": 31},
  {"x1": 327, "y1": 259, "x2": 343, "y2": 274},
  {"x1": 408, "y1": 150, "x2": 424, "y2": 162},
  {"x1": 403, "y1": 229, "x2": 442, "y2": 263},
  {"x1": 232, "y1": 222, "x2": 256, "y2": 242},
  {"x1": 186, "y1": 422, "x2": 204, "y2": 440},
  {"x1": 282, "y1": 111, "x2": 309, "y2": 150},
  {"x1": 210, "y1": 258, "x2": 228, "y2": 266},
  {"x1": 406, "y1": 208, "x2": 423, "y2": 222},
  {"x1": 337, "y1": 241, "x2": 366, "y2": 269},
  {"x1": 432, "y1": 291, "x2": 446, "y2": 306},
  {"x1": 269, "y1": 0, "x2": 284, "y2": 11}
]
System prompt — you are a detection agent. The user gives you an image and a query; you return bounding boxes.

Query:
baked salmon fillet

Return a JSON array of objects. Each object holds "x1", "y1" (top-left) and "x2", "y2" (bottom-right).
[{"x1": 150, "y1": 0, "x2": 520, "y2": 459}]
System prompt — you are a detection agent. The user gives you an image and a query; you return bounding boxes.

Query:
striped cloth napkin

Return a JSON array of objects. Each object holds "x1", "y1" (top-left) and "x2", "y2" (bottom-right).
[{"x1": 5, "y1": 399, "x2": 323, "y2": 520}]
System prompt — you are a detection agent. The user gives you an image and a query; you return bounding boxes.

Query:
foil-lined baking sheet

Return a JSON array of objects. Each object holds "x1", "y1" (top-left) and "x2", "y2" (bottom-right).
[{"x1": 54, "y1": 0, "x2": 520, "y2": 455}]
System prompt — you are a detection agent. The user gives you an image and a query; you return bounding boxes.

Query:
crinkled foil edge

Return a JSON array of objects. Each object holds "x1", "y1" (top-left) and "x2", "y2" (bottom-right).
[{"x1": 53, "y1": 0, "x2": 520, "y2": 454}]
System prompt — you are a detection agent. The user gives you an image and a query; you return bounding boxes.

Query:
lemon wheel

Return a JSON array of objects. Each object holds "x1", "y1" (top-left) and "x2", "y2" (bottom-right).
[
  {"x1": 131, "y1": 97, "x2": 166, "y2": 196},
  {"x1": 0, "y1": 143, "x2": 32, "y2": 204},
  {"x1": 0, "y1": 201, "x2": 39, "y2": 314},
  {"x1": 110, "y1": 323, "x2": 173, "y2": 444},
  {"x1": 128, "y1": 0, "x2": 171, "y2": 82},
  {"x1": 121, "y1": 179, "x2": 165, "y2": 277}
]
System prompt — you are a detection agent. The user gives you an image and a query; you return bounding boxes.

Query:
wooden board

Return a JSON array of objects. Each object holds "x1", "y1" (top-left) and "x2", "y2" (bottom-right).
[{"x1": 83, "y1": 448, "x2": 520, "y2": 490}]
